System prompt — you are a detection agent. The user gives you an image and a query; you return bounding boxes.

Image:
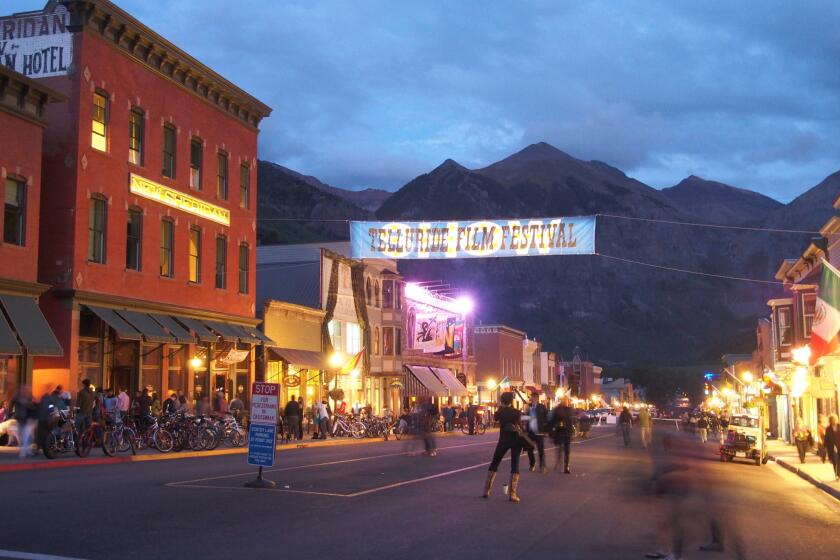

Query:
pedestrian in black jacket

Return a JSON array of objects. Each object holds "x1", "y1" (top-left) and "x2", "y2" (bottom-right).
[
  {"x1": 284, "y1": 396, "x2": 301, "y2": 441},
  {"x1": 826, "y1": 415, "x2": 839, "y2": 481},
  {"x1": 525, "y1": 393, "x2": 548, "y2": 473},
  {"x1": 481, "y1": 392, "x2": 523, "y2": 502},
  {"x1": 549, "y1": 399, "x2": 577, "y2": 474}
]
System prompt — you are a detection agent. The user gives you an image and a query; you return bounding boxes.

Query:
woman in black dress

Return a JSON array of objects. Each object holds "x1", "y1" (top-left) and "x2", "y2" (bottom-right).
[{"x1": 481, "y1": 392, "x2": 523, "y2": 502}]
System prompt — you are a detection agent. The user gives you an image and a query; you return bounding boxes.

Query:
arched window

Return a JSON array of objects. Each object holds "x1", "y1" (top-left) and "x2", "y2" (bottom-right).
[
  {"x1": 374, "y1": 280, "x2": 380, "y2": 308},
  {"x1": 374, "y1": 327, "x2": 380, "y2": 355},
  {"x1": 366, "y1": 277, "x2": 372, "y2": 305}
]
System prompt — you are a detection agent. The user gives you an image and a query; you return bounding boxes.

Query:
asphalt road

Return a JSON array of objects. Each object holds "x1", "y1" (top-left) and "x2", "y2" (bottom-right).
[{"x1": 1, "y1": 426, "x2": 839, "y2": 560}]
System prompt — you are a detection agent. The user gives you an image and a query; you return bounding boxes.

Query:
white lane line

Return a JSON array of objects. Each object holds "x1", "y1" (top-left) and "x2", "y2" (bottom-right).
[
  {"x1": 166, "y1": 439, "x2": 497, "y2": 486},
  {"x1": 169, "y1": 483, "x2": 349, "y2": 497},
  {"x1": 0, "y1": 550, "x2": 88, "y2": 560}
]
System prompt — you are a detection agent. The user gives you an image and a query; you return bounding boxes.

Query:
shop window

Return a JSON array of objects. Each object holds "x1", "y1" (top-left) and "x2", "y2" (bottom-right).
[
  {"x1": 189, "y1": 226, "x2": 202, "y2": 283},
  {"x1": 190, "y1": 138, "x2": 203, "y2": 189},
  {"x1": 328, "y1": 320, "x2": 343, "y2": 353},
  {"x1": 803, "y1": 293, "x2": 817, "y2": 338},
  {"x1": 382, "y1": 280, "x2": 394, "y2": 309},
  {"x1": 239, "y1": 163, "x2": 250, "y2": 209},
  {"x1": 91, "y1": 90, "x2": 108, "y2": 152},
  {"x1": 167, "y1": 345, "x2": 188, "y2": 397},
  {"x1": 777, "y1": 306, "x2": 792, "y2": 347},
  {"x1": 217, "y1": 151, "x2": 228, "y2": 200},
  {"x1": 383, "y1": 327, "x2": 394, "y2": 356},
  {"x1": 140, "y1": 344, "x2": 162, "y2": 396},
  {"x1": 374, "y1": 327, "x2": 380, "y2": 355},
  {"x1": 395, "y1": 282, "x2": 402, "y2": 310},
  {"x1": 126, "y1": 208, "x2": 142, "y2": 271},
  {"x1": 374, "y1": 281, "x2": 380, "y2": 307},
  {"x1": 88, "y1": 195, "x2": 107, "y2": 263},
  {"x1": 128, "y1": 108, "x2": 144, "y2": 165},
  {"x1": 78, "y1": 308, "x2": 102, "y2": 338},
  {"x1": 0, "y1": 356, "x2": 21, "y2": 404},
  {"x1": 238, "y1": 242, "x2": 249, "y2": 294},
  {"x1": 162, "y1": 124, "x2": 177, "y2": 179},
  {"x1": 395, "y1": 327, "x2": 402, "y2": 356},
  {"x1": 346, "y1": 323, "x2": 361, "y2": 354},
  {"x1": 160, "y1": 218, "x2": 174, "y2": 277},
  {"x1": 3, "y1": 177, "x2": 26, "y2": 246},
  {"x1": 215, "y1": 235, "x2": 227, "y2": 289}
]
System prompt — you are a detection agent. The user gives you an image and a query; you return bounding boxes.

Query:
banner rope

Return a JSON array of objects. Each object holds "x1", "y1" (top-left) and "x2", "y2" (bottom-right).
[{"x1": 595, "y1": 252, "x2": 785, "y2": 285}]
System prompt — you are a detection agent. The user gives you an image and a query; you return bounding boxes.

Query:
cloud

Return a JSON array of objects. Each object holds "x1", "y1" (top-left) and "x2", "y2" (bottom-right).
[{"x1": 4, "y1": 0, "x2": 839, "y2": 199}]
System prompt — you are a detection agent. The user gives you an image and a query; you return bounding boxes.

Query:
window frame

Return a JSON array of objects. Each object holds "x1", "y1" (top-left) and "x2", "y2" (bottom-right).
[
  {"x1": 162, "y1": 124, "x2": 177, "y2": 179},
  {"x1": 3, "y1": 177, "x2": 26, "y2": 246},
  {"x1": 160, "y1": 218, "x2": 175, "y2": 278},
  {"x1": 239, "y1": 163, "x2": 250, "y2": 209},
  {"x1": 382, "y1": 326, "x2": 394, "y2": 356},
  {"x1": 238, "y1": 242, "x2": 249, "y2": 294},
  {"x1": 217, "y1": 151, "x2": 228, "y2": 200},
  {"x1": 776, "y1": 305, "x2": 792, "y2": 348},
  {"x1": 189, "y1": 137, "x2": 203, "y2": 189},
  {"x1": 87, "y1": 194, "x2": 107, "y2": 263},
  {"x1": 91, "y1": 90, "x2": 109, "y2": 152},
  {"x1": 128, "y1": 108, "x2": 144, "y2": 165},
  {"x1": 802, "y1": 293, "x2": 817, "y2": 339},
  {"x1": 188, "y1": 226, "x2": 202, "y2": 283},
  {"x1": 125, "y1": 207, "x2": 143, "y2": 271},
  {"x1": 215, "y1": 234, "x2": 227, "y2": 289},
  {"x1": 382, "y1": 279, "x2": 394, "y2": 309}
]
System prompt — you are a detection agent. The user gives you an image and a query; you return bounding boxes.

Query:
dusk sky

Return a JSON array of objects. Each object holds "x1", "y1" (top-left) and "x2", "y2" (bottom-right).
[{"x1": 8, "y1": 0, "x2": 839, "y2": 201}]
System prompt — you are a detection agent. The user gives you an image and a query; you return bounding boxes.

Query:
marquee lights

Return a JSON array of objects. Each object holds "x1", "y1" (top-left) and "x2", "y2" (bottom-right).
[{"x1": 129, "y1": 173, "x2": 231, "y2": 226}]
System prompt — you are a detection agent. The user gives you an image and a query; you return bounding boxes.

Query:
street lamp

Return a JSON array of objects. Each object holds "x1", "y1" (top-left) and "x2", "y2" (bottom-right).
[
  {"x1": 742, "y1": 371, "x2": 753, "y2": 383},
  {"x1": 329, "y1": 352, "x2": 345, "y2": 368},
  {"x1": 190, "y1": 356, "x2": 203, "y2": 369},
  {"x1": 791, "y1": 346, "x2": 811, "y2": 366},
  {"x1": 486, "y1": 378, "x2": 497, "y2": 391}
]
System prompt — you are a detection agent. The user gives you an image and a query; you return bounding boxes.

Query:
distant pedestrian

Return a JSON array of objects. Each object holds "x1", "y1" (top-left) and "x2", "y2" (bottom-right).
[
  {"x1": 421, "y1": 398, "x2": 437, "y2": 456},
  {"x1": 229, "y1": 395, "x2": 244, "y2": 422},
  {"x1": 315, "y1": 399, "x2": 330, "y2": 439},
  {"x1": 524, "y1": 393, "x2": 547, "y2": 473},
  {"x1": 618, "y1": 406, "x2": 633, "y2": 447},
  {"x1": 104, "y1": 389, "x2": 120, "y2": 423},
  {"x1": 75, "y1": 379, "x2": 96, "y2": 432},
  {"x1": 825, "y1": 415, "x2": 839, "y2": 481},
  {"x1": 162, "y1": 393, "x2": 178, "y2": 416},
  {"x1": 284, "y1": 395, "x2": 301, "y2": 441},
  {"x1": 117, "y1": 388, "x2": 130, "y2": 414},
  {"x1": 697, "y1": 416, "x2": 708, "y2": 444},
  {"x1": 817, "y1": 414, "x2": 829, "y2": 464},
  {"x1": 177, "y1": 395, "x2": 189, "y2": 413},
  {"x1": 549, "y1": 397, "x2": 576, "y2": 474},
  {"x1": 151, "y1": 393, "x2": 162, "y2": 417},
  {"x1": 196, "y1": 395, "x2": 211, "y2": 416},
  {"x1": 638, "y1": 406, "x2": 652, "y2": 449},
  {"x1": 481, "y1": 391, "x2": 523, "y2": 501},
  {"x1": 793, "y1": 418, "x2": 811, "y2": 464},
  {"x1": 12, "y1": 386, "x2": 37, "y2": 458}
]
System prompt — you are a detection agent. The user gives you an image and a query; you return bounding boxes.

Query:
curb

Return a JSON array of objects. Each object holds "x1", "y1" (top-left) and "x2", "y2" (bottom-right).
[
  {"x1": 0, "y1": 429, "x2": 474, "y2": 473},
  {"x1": 769, "y1": 454, "x2": 840, "y2": 502}
]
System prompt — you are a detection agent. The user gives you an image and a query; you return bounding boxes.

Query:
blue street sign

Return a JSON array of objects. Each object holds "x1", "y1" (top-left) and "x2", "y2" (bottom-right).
[{"x1": 247, "y1": 424, "x2": 277, "y2": 467}]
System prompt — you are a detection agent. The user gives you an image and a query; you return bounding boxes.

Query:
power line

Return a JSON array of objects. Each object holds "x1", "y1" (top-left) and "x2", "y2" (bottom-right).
[
  {"x1": 595, "y1": 252, "x2": 784, "y2": 285},
  {"x1": 596, "y1": 213, "x2": 820, "y2": 235}
]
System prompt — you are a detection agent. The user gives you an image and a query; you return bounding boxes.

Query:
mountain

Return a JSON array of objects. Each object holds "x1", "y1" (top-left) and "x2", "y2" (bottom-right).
[
  {"x1": 764, "y1": 171, "x2": 840, "y2": 232},
  {"x1": 268, "y1": 162, "x2": 391, "y2": 213},
  {"x1": 661, "y1": 175, "x2": 783, "y2": 226},
  {"x1": 257, "y1": 161, "x2": 372, "y2": 244}
]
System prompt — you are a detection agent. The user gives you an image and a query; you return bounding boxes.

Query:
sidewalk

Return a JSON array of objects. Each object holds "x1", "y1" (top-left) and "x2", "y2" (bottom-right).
[
  {"x1": 0, "y1": 429, "x2": 474, "y2": 473},
  {"x1": 766, "y1": 439, "x2": 840, "y2": 501}
]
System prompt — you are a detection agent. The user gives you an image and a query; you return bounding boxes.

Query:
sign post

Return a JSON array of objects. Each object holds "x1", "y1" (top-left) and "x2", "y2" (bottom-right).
[{"x1": 245, "y1": 381, "x2": 279, "y2": 488}]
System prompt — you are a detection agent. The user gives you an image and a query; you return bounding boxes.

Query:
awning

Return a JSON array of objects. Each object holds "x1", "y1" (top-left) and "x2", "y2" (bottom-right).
[
  {"x1": 227, "y1": 323, "x2": 261, "y2": 344},
  {"x1": 202, "y1": 320, "x2": 240, "y2": 342},
  {"x1": 429, "y1": 367, "x2": 468, "y2": 397},
  {"x1": 150, "y1": 314, "x2": 196, "y2": 344},
  {"x1": 0, "y1": 295, "x2": 62, "y2": 356},
  {"x1": 0, "y1": 311, "x2": 21, "y2": 355},
  {"x1": 240, "y1": 324, "x2": 276, "y2": 345},
  {"x1": 404, "y1": 365, "x2": 448, "y2": 397},
  {"x1": 85, "y1": 306, "x2": 142, "y2": 340},
  {"x1": 116, "y1": 310, "x2": 175, "y2": 343},
  {"x1": 268, "y1": 347, "x2": 328, "y2": 369},
  {"x1": 176, "y1": 317, "x2": 217, "y2": 343}
]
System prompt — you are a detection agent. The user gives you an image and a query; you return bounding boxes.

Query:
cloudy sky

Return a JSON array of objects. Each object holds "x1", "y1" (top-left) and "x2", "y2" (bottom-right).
[{"x1": 9, "y1": 1, "x2": 840, "y2": 200}]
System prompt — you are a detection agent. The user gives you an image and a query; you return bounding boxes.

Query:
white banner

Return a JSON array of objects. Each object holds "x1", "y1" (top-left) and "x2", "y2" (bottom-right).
[{"x1": 0, "y1": 6, "x2": 73, "y2": 78}]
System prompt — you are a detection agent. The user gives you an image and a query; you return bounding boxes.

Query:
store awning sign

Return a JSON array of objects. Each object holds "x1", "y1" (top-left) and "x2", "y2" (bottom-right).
[
  {"x1": 350, "y1": 216, "x2": 595, "y2": 259},
  {"x1": 129, "y1": 173, "x2": 230, "y2": 226}
]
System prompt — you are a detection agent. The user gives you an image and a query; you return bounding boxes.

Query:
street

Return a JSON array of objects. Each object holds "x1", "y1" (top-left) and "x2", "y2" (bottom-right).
[{"x1": 2, "y1": 426, "x2": 839, "y2": 560}]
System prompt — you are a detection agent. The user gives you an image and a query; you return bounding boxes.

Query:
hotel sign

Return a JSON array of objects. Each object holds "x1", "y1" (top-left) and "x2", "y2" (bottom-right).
[
  {"x1": 0, "y1": 6, "x2": 72, "y2": 78},
  {"x1": 350, "y1": 216, "x2": 596, "y2": 259},
  {"x1": 129, "y1": 173, "x2": 230, "y2": 226}
]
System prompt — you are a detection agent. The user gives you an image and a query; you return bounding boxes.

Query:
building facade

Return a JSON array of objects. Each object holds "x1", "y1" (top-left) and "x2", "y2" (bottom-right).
[
  {"x1": 472, "y1": 324, "x2": 525, "y2": 403},
  {"x1": 2, "y1": 1, "x2": 272, "y2": 405},
  {"x1": 0, "y1": 64, "x2": 64, "y2": 401}
]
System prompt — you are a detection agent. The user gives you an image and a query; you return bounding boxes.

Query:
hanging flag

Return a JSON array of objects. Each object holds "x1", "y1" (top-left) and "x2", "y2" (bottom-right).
[
  {"x1": 499, "y1": 376, "x2": 511, "y2": 390},
  {"x1": 811, "y1": 260, "x2": 840, "y2": 364},
  {"x1": 340, "y1": 348, "x2": 365, "y2": 374}
]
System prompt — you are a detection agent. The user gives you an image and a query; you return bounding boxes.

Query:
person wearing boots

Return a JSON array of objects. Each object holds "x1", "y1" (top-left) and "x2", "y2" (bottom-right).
[
  {"x1": 549, "y1": 397, "x2": 576, "y2": 474},
  {"x1": 481, "y1": 391, "x2": 523, "y2": 502}
]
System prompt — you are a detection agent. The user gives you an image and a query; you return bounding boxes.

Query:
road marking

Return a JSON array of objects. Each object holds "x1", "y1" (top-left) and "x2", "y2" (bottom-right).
[
  {"x1": 166, "y1": 438, "x2": 498, "y2": 486},
  {"x1": 0, "y1": 550, "x2": 89, "y2": 560},
  {"x1": 167, "y1": 483, "x2": 350, "y2": 497}
]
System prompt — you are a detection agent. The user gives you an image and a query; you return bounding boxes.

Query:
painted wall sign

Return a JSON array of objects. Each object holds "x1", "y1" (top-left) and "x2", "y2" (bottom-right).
[
  {"x1": 129, "y1": 173, "x2": 231, "y2": 226},
  {"x1": 350, "y1": 216, "x2": 596, "y2": 259},
  {"x1": 0, "y1": 6, "x2": 72, "y2": 78}
]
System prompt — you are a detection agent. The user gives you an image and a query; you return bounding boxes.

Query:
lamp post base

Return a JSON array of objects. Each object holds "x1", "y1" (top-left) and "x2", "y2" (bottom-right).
[{"x1": 244, "y1": 466, "x2": 276, "y2": 488}]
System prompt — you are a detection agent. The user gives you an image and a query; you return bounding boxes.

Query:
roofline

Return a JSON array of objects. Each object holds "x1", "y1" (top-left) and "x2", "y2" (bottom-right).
[
  {"x1": 0, "y1": 65, "x2": 66, "y2": 103},
  {"x1": 264, "y1": 299, "x2": 325, "y2": 318}
]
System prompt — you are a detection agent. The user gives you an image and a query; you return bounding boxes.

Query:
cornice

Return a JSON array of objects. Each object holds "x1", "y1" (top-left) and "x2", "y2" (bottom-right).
[
  {"x1": 0, "y1": 65, "x2": 66, "y2": 127},
  {"x1": 60, "y1": 0, "x2": 272, "y2": 130},
  {"x1": 0, "y1": 278, "x2": 52, "y2": 297}
]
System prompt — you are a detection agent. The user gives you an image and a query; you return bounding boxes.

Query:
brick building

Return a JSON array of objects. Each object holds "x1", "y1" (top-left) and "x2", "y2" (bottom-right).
[
  {"x1": 1, "y1": 1, "x2": 272, "y2": 403},
  {"x1": 0, "y1": 64, "x2": 64, "y2": 402},
  {"x1": 472, "y1": 324, "x2": 525, "y2": 403}
]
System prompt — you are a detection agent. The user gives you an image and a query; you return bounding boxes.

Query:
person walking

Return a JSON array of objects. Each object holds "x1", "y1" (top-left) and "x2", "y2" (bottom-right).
[
  {"x1": 12, "y1": 386, "x2": 37, "y2": 458},
  {"x1": 284, "y1": 396, "x2": 301, "y2": 441},
  {"x1": 117, "y1": 388, "x2": 130, "y2": 416},
  {"x1": 150, "y1": 393, "x2": 162, "y2": 418},
  {"x1": 316, "y1": 399, "x2": 331, "y2": 439},
  {"x1": 825, "y1": 415, "x2": 839, "y2": 481},
  {"x1": 793, "y1": 418, "x2": 811, "y2": 464},
  {"x1": 467, "y1": 403, "x2": 477, "y2": 435},
  {"x1": 75, "y1": 379, "x2": 96, "y2": 433},
  {"x1": 549, "y1": 397, "x2": 577, "y2": 474},
  {"x1": 481, "y1": 392, "x2": 523, "y2": 501},
  {"x1": 618, "y1": 406, "x2": 633, "y2": 447},
  {"x1": 638, "y1": 405, "x2": 652, "y2": 449},
  {"x1": 421, "y1": 398, "x2": 438, "y2": 457},
  {"x1": 525, "y1": 393, "x2": 548, "y2": 473},
  {"x1": 697, "y1": 415, "x2": 709, "y2": 444},
  {"x1": 817, "y1": 414, "x2": 829, "y2": 464}
]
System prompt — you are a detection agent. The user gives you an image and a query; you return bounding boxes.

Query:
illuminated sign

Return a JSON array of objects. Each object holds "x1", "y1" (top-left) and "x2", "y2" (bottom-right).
[
  {"x1": 129, "y1": 173, "x2": 230, "y2": 226},
  {"x1": 350, "y1": 216, "x2": 595, "y2": 259},
  {"x1": 0, "y1": 6, "x2": 72, "y2": 78}
]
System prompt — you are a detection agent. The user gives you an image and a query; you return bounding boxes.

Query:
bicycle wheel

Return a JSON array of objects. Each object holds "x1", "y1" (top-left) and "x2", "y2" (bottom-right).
[
  {"x1": 228, "y1": 429, "x2": 245, "y2": 447},
  {"x1": 153, "y1": 429, "x2": 174, "y2": 453},
  {"x1": 77, "y1": 430, "x2": 93, "y2": 458},
  {"x1": 350, "y1": 422, "x2": 366, "y2": 439},
  {"x1": 44, "y1": 432, "x2": 60, "y2": 459},
  {"x1": 102, "y1": 430, "x2": 117, "y2": 457},
  {"x1": 117, "y1": 427, "x2": 135, "y2": 453},
  {"x1": 393, "y1": 425, "x2": 403, "y2": 441},
  {"x1": 477, "y1": 423, "x2": 487, "y2": 435}
]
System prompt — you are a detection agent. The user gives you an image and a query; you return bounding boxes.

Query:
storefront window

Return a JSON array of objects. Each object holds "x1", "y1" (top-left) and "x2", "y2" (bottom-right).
[
  {"x1": 111, "y1": 341, "x2": 138, "y2": 396},
  {"x1": 167, "y1": 345, "x2": 188, "y2": 397},
  {"x1": 383, "y1": 327, "x2": 394, "y2": 355},
  {"x1": 193, "y1": 344, "x2": 210, "y2": 406},
  {"x1": 0, "y1": 356, "x2": 21, "y2": 404},
  {"x1": 141, "y1": 344, "x2": 162, "y2": 396}
]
